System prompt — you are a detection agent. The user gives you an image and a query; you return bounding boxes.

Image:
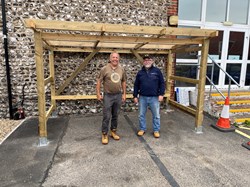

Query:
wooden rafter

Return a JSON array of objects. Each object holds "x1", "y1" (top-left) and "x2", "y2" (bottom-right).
[{"x1": 25, "y1": 19, "x2": 218, "y2": 53}]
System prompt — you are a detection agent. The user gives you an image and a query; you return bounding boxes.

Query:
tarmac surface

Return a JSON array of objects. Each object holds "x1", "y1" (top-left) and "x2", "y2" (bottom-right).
[{"x1": 0, "y1": 107, "x2": 249, "y2": 187}]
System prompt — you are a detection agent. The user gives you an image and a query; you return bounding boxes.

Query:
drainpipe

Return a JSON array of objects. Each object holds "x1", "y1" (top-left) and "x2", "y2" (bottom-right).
[{"x1": 1, "y1": 0, "x2": 13, "y2": 119}]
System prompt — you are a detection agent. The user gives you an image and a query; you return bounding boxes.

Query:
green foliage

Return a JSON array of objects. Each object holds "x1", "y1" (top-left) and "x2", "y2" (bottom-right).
[
  {"x1": 232, "y1": 122, "x2": 239, "y2": 127},
  {"x1": 243, "y1": 120, "x2": 250, "y2": 127}
]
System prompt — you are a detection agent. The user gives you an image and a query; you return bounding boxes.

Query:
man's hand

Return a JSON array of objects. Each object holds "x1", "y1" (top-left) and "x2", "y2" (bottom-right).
[
  {"x1": 97, "y1": 94, "x2": 103, "y2": 101},
  {"x1": 122, "y1": 94, "x2": 126, "y2": 103},
  {"x1": 158, "y1": 95, "x2": 164, "y2": 102},
  {"x1": 134, "y1": 97, "x2": 138, "y2": 104}
]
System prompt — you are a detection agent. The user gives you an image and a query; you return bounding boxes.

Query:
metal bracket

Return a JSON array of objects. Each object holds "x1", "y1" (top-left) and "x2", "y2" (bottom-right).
[
  {"x1": 194, "y1": 126, "x2": 203, "y2": 134},
  {"x1": 37, "y1": 137, "x2": 49, "y2": 147},
  {"x1": 51, "y1": 110, "x2": 58, "y2": 118}
]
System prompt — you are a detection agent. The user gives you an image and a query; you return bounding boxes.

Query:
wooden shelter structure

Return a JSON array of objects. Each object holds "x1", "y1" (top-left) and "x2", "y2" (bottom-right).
[{"x1": 24, "y1": 19, "x2": 218, "y2": 146}]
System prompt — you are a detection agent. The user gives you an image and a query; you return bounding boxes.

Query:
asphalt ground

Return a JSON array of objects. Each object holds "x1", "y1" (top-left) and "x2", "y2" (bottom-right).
[{"x1": 0, "y1": 107, "x2": 249, "y2": 187}]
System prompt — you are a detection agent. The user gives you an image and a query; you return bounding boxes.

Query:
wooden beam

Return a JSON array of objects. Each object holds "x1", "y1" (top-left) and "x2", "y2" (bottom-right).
[
  {"x1": 42, "y1": 42, "x2": 53, "y2": 51},
  {"x1": 41, "y1": 32, "x2": 203, "y2": 45},
  {"x1": 34, "y1": 31, "x2": 47, "y2": 137},
  {"x1": 44, "y1": 76, "x2": 52, "y2": 86},
  {"x1": 166, "y1": 51, "x2": 173, "y2": 103},
  {"x1": 49, "y1": 50, "x2": 56, "y2": 109},
  {"x1": 131, "y1": 49, "x2": 143, "y2": 64},
  {"x1": 170, "y1": 75, "x2": 199, "y2": 84},
  {"x1": 195, "y1": 39, "x2": 210, "y2": 129},
  {"x1": 134, "y1": 42, "x2": 149, "y2": 50},
  {"x1": 25, "y1": 19, "x2": 218, "y2": 37},
  {"x1": 48, "y1": 41, "x2": 174, "y2": 49},
  {"x1": 172, "y1": 46, "x2": 202, "y2": 53},
  {"x1": 56, "y1": 49, "x2": 100, "y2": 95},
  {"x1": 52, "y1": 93, "x2": 169, "y2": 100},
  {"x1": 53, "y1": 47, "x2": 169, "y2": 54},
  {"x1": 169, "y1": 99, "x2": 196, "y2": 115},
  {"x1": 46, "y1": 105, "x2": 55, "y2": 121}
]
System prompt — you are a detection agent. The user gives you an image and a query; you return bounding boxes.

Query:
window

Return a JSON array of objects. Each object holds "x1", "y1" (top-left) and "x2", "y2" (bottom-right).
[
  {"x1": 206, "y1": 64, "x2": 220, "y2": 85},
  {"x1": 209, "y1": 31, "x2": 223, "y2": 60},
  {"x1": 178, "y1": 0, "x2": 202, "y2": 21},
  {"x1": 246, "y1": 64, "x2": 250, "y2": 85},
  {"x1": 229, "y1": 0, "x2": 248, "y2": 24},
  {"x1": 225, "y1": 64, "x2": 241, "y2": 84},
  {"x1": 206, "y1": 0, "x2": 227, "y2": 22},
  {"x1": 248, "y1": 34, "x2": 250, "y2": 60},
  {"x1": 175, "y1": 64, "x2": 197, "y2": 87},
  {"x1": 227, "y1": 32, "x2": 244, "y2": 60},
  {"x1": 176, "y1": 26, "x2": 200, "y2": 59}
]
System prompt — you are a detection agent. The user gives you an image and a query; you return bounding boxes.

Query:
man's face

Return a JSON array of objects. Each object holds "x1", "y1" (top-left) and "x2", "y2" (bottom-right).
[
  {"x1": 143, "y1": 58, "x2": 153, "y2": 68},
  {"x1": 110, "y1": 53, "x2": 119, "y2": 67}
]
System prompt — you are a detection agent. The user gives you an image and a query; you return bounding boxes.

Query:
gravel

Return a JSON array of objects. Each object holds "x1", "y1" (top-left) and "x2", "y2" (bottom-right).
[{"x1": 0, "y1": 119, "x2": 22, "y2": 144}]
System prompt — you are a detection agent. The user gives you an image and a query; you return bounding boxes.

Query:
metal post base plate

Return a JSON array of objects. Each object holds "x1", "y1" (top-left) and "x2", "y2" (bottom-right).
[
  {"x1": 194, "y1": 126, "x2": 203, "y2": 134},
  {"x1": 38, "y1": 137, "x2": 49, "y2": 147}
]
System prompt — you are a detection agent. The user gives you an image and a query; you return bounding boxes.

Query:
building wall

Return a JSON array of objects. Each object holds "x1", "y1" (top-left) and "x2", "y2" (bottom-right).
[{"x1": 0, "y1": 0, "x2": 178, "y2": 118}]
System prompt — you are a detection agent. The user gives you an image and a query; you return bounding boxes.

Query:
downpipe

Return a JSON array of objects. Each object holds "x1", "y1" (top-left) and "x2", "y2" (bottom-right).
[{"x1": 1, "y1": 0, "x2": 13, "y2": 119}]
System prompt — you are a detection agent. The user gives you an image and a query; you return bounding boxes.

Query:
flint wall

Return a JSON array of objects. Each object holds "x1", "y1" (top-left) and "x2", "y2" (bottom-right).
[{"x1": 0, "y1": 0, "x2": 176, "y2": 118}]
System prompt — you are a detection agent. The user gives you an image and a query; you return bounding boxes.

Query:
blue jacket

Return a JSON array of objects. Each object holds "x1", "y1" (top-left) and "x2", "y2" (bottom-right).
[{"x1": 133, "y1": 66, "x2": 165, "y2": 97}]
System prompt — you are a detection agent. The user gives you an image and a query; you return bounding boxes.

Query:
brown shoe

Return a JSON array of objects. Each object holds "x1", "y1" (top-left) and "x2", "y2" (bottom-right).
[
  {"x1": 137, "y1": 130, "x2": 145, "y2": 136},
  {"x1": 102, "y1": 133, "x2": 109, "y2": 144},
  {"x1": 153, "y1": 131, "x2": 160, "y2": 138},
  {"x1": 110, "y1": 130, "x2": 120, "y2": 140}
]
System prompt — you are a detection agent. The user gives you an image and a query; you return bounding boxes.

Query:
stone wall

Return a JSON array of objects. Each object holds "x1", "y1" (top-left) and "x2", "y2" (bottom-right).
[{"x1": 0, "y1": 0, "x2": 177, "y2": 118}]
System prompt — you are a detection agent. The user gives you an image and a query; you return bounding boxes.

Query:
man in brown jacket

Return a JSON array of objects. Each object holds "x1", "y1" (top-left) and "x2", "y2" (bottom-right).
[{"x1": 96, "y1": 52, "x2": 126, "y2": 144}]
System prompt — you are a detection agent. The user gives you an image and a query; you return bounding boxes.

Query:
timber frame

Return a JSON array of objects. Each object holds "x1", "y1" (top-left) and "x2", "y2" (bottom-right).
[{"x1": 24, "y1": 19, "x2": 218, "y2": 145}]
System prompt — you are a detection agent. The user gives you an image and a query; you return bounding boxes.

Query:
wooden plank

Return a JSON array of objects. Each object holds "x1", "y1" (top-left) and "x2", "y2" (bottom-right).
[
  {"x1": 53, "y1": 93, "x2": 170, "y2": 100},
  {"x1": 25, "y1": 19, "x2": 218, "y2": 37},
  {"x1": 41, "y1": 32, "x2": 203, "y2": 45},
  {"x1": 46, "y1": 105, "x2": 55, "y2": 121},
  {"x1": 131, "y1": 49, "x2": 143, "y2": 64},
  {"x1": 195, "y1": 39, "x2": 210, "y2": 128},
  {"x1": 34, "y1": 31, "x2": 47, "y2": 137},
  {"x1": 44, "y1": 76, "x2": 52, "y2": 86},
  {"x1": 170, "y1": 75, "x2": 199, "y2": 84},
  {"x1": 48, "y1": 41, "x2": 174, "y2": 49},
  {"x1": 169, "y1": 99, "x2": 196, "y2": 115},
  {"x1": 53, "y1": 47, "x2": 169, "y2": 54},
  {"x1": 134, "y1": 42, "x2": 148, "y2": 50},
  {"x1": 56, "y1": 49, "x2": 100, "y2": 95},
  {"x1": 173, "y1": 46, "x2": 202, "y2": 54},
  {"x1": 53, "y1": 94, "x2": 132, "y2": 100},
  {"x1": 166, "y1": 51, "x2": 173, "y2": 104},
  {"x1": 49, "y1": 50, "x2": 56, "y2": 108}
]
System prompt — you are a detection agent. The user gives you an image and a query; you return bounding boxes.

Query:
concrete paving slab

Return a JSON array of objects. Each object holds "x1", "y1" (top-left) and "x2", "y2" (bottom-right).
[{"x1": 0, "y1": 107, "x2": 249, "y2": 187}]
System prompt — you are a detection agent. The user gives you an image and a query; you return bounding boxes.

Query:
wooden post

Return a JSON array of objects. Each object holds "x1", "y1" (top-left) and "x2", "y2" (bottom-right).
[
  {"x1": 166, "y1": 50, "x2": 173, "y2": 109},
  {"x1": 34, "y1": 31, "x2": 48, "y2": 145},
  {"x1": 49, "y1": 50, "x2": 56, "y2": 110},
  {"x1": 195, "y1": 39, "x2": 210, "y2": 133}
]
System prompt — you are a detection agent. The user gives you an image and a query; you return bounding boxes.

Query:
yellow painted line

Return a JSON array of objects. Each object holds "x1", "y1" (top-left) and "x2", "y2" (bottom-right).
[
  {"x1": 235, "y1": 118, "x2": 250, "y2": 123},
  {"x1": 239, "y1": 126, "x2": 250, "y2": 130},
  {"x1": 235, "y1": 129, "x2": 250, "y2": 139},
  {"x1": 211, "y1": 92, "x2": 250, "y2": 97},
  {"x1": 230, "y1": 108, "x2": 250, "y2": 113},
  {"x1": 216, "y1": 100, "x2": 250, "y2": 105}
]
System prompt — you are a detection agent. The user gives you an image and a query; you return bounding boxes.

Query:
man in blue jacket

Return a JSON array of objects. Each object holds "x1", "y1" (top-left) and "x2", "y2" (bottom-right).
[{"x1": 133, "y1": 55, "x2": 165, "y2": 138}]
